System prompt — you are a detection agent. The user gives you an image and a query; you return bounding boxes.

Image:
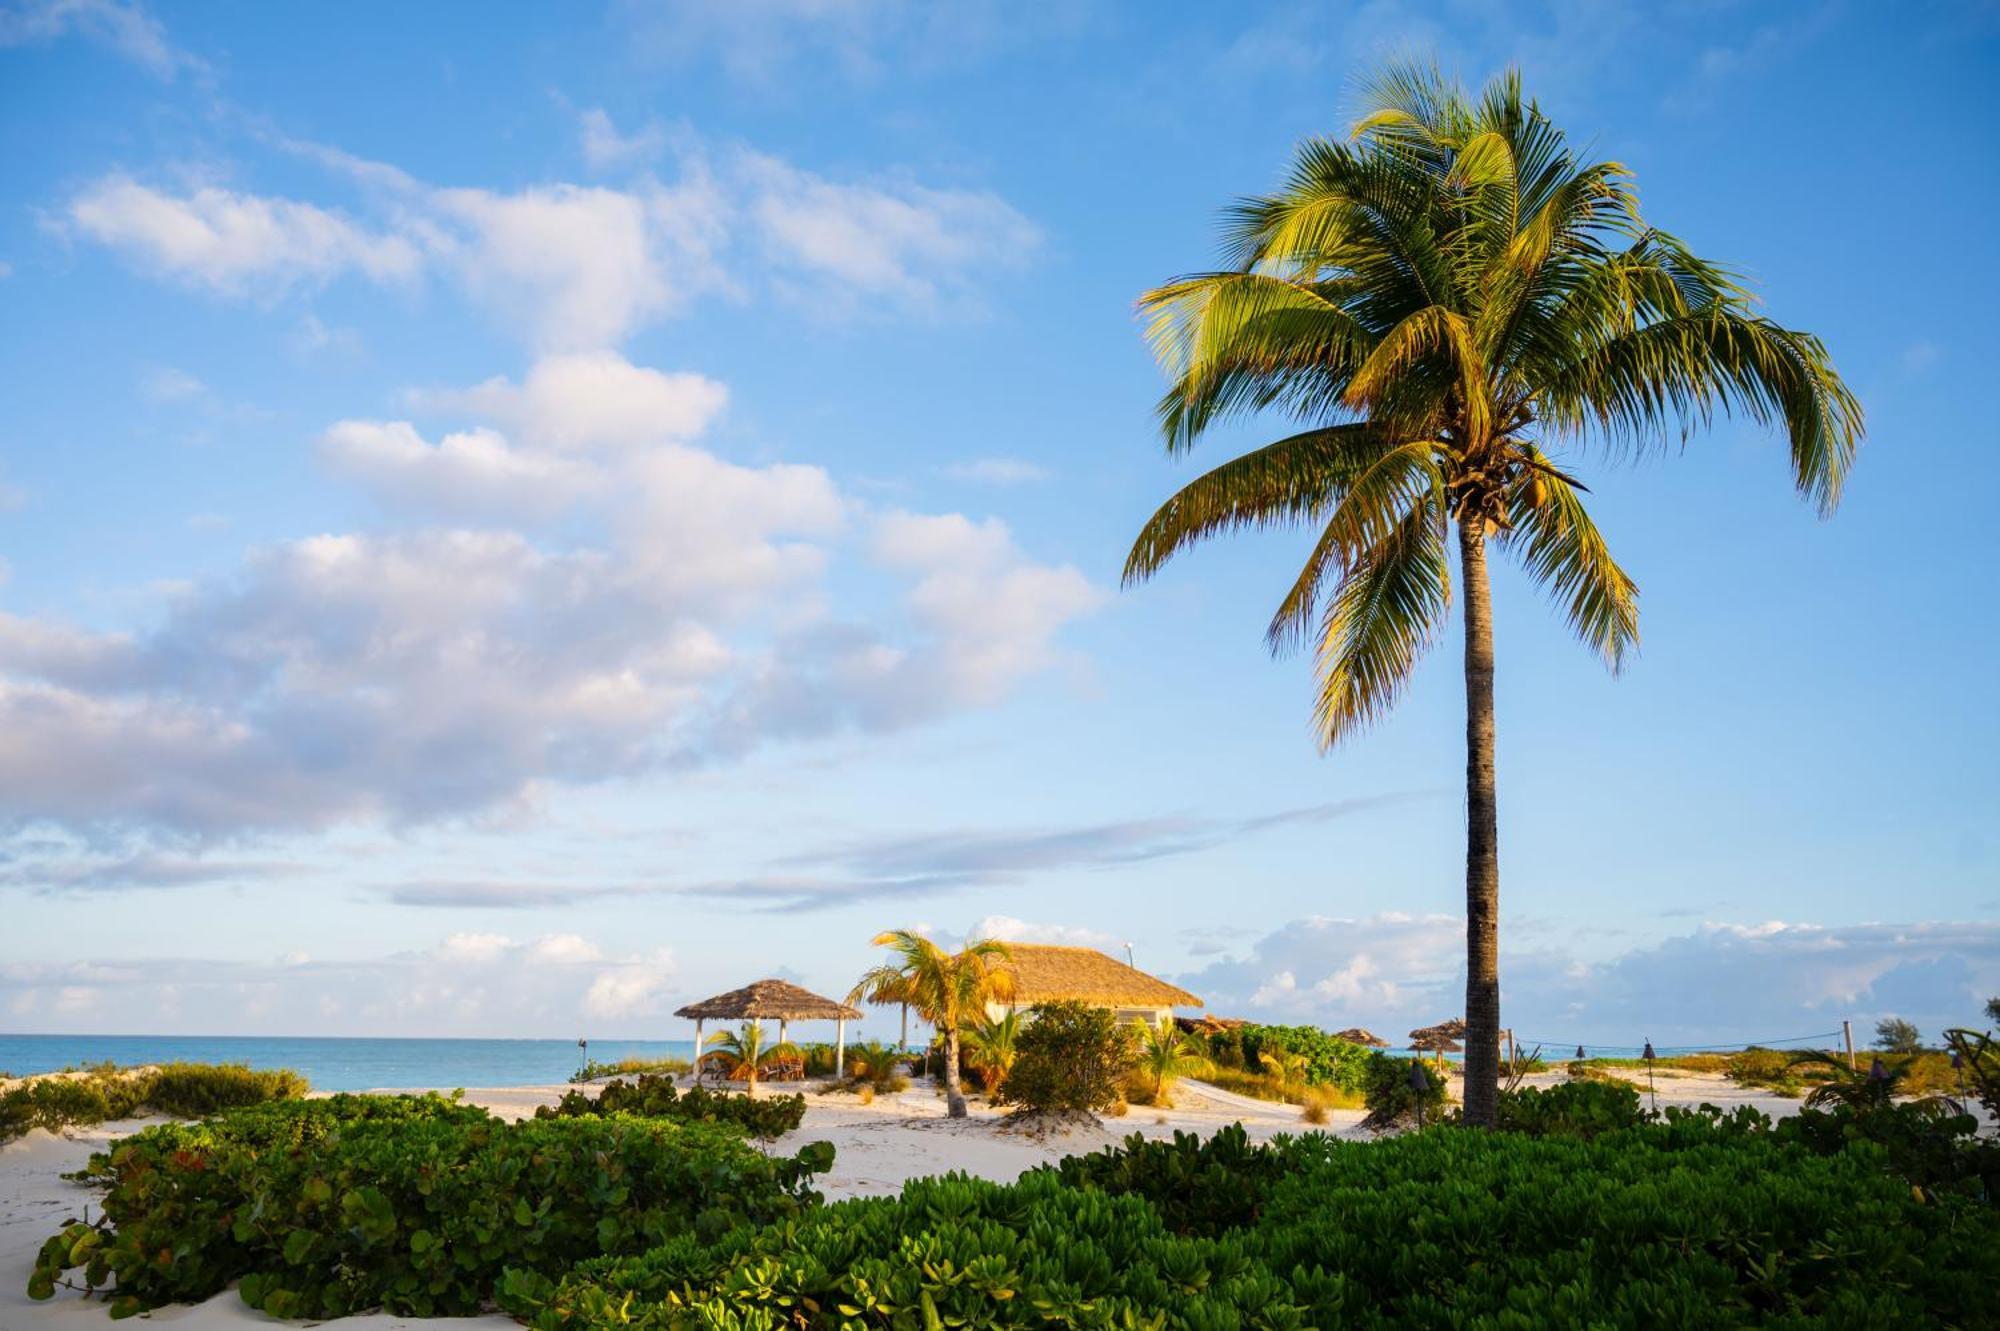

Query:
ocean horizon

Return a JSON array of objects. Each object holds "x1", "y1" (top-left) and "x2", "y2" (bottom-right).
[{"x1": 0, "y1": 1034, "x2": 702, "y2": 1092}]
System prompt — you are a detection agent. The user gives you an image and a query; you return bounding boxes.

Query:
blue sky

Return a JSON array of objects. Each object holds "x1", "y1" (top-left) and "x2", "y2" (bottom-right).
[{"x1": 0, "y1": 0, "x2": 1994, "y2": 1047}]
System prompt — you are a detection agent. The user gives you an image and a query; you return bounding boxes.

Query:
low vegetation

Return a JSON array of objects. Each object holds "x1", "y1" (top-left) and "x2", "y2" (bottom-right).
[
  {"x1": 570, "y1": 1056, "x2": 690, "y2": 1084},
  {"x1": 1, "y1": 1062, "x2": 308, "y2": 1144},
  {"x1": 508, "y1": 1111, "x2": 1997, "y2": 1328},
  {"x1": 31, "y1": 1094, "x2": 832, "y2": 1319},
  {"x1": 1359, "y1": 1052, "x2": 1452, "y2": 1132},
  {"x1": 536, "y1": 1074, "x2": 805, "y2": 1138}
]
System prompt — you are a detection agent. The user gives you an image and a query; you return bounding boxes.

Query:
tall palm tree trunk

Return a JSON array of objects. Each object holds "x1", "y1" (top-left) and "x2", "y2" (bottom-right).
[
  {"x1": 1458, "y1": 518, "x2": 1501, "y2": 1127},
  {"x1": 944, "y1": 1027, "x2": 968, "y2": 1118}
]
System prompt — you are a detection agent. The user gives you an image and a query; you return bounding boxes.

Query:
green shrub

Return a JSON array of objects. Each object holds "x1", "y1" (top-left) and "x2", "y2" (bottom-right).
[
  {"x1": 0, "y1": 1063, "x2": 307, "y2": 1144},
  {"x1": 1359, "y1": 1052, "x2": 1450, "y2": 1132},
  {"x1": 994, "y1": 1001, "x2": 1134, "y2": 1116},
  {"x1": 535, "y1": 1075, "x2": 806, "y2": 1139},
  {"x1": 509, "y1": 1118, "x2": 2000, "y2": 1329},
  {"x1": 30, "y1": 1101, "x2": 833, "y2": 1319},
  {"x1": 1233, "y1": 1024, "x2": 1371, "y2": 1091},
  {"x1": 1494, "y1": 1078, "x2": 1644, "y2": 1137},
  {"x1": 571, "y1": 1056, "x2": 690, "y2": 1084}
]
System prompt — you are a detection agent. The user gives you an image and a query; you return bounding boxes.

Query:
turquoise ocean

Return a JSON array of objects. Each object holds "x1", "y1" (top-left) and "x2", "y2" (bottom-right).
[{"x1": 0, "y1": 1034, "x2": 699, "y2": 1092}]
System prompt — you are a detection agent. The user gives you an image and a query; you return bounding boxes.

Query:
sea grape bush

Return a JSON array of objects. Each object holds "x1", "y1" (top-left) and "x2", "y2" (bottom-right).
[
  {"x1": 1492, "y1": 1079, "x2": 1644, "y2": 1137},
  {"x1": 507, "y1": 1117, "x2": 1999, "y2": 1329},
  {"x1": 0, "y1": 1062, "x2": 307, "y2": 1143},
  {"x1": 30, "y1": 1103, "x2": 834, "y2": 1319},
  {"x1": 534, "y1": 1075, "x2": 806, "y2": 1139},
  {"x1": 1359, "y1": 1052, "x2": 1451, "y2": 1131}
]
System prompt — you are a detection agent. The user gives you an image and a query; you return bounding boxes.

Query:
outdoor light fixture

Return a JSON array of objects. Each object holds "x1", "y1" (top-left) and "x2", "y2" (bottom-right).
[
  {"x1": 1869, "y1": 1057, "x2": 1889, "y2": 1082},
  {"x1": 1576, "y1": 1045, "x2": 1587, "y2": 1061},
  {"x1": 1409, "y1": 1059, "x2": 1430, "y2": 1129},
  {"x1": 1642, "y1": 1039, "x2": 1657, "y2": 1113}
]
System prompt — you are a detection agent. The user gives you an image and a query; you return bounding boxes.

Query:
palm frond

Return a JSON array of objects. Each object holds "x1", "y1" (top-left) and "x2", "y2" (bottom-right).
[
  {"x1": 1313, "y1": 490, "x2": 1453, "y2": 744},
  {"x1": 1502, "y1": 444, "x2": 1639, "y2": 669}
]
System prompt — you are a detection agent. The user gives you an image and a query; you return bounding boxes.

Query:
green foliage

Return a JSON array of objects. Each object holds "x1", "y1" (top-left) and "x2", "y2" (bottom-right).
[
  {"x1": 837, "y1": 1041, "x2": 913, "y2": 1094},
  {"x1": 1, "y1": 1062, "x2": 307, "y2": 1144},
  {"x1": 31, "y1": 1095, "x2": 832, "y2": 1318},
  {"x1": 1359, "y1": 1052, "x2": 1450, "y2": 1132},
  {"x1": 571, "y1": 1056, "x2": 690, "y2": 1084},
  {"x1": 535, "y1": 1075, "x2": 806, "y2": 1140},
  {"x1": 509, "y1": 1117, "x2": 1996, "y2": 1329},
  {"x1": 1873, "y1": 1016, "x2": 1924, "y2": 1054},
  {"x1": 1231, "y1": 1024, "x2": 1370, "y2": 1091},
  {"x1": 1986, "y1": 996, "x2": 2000, "y2": 1028},
  {"x1": 995, "y1": 1001, "x2": 1134, "y2": 1116},
  {"x1": 1494, "y1": 1079, "x2": 1644, "y2": 1138},
  {"x1": 1133, "y1": 1017, "x2": 1211, "y2": 1105}
]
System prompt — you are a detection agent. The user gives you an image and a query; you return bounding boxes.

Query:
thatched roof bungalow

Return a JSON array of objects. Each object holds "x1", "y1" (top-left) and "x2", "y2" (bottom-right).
[{"x1": 987, "y1": 944, "x2": 1201, "y2": 1026}]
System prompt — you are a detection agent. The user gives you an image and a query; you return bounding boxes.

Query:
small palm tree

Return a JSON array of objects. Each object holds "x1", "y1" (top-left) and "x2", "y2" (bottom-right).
[
  {"x1": 1125, "y1": 62, "x2": 1862, "y2": 1126},
  {"x1": 852, "y1": 931, "x2": 1015, "y2": 1118},
  {"x1": 962, "y1": 1010, "x2": 1023, "y2": 1096},
  {"x1": 705, "y1": 1022, "x2": 798, "y2": 1098},
  {"x1": 1139, "y1": 1018, "x2": 1213, "y2": 1107},
  {"x1": 1259, "y1": 1048, "x2": 1311, "y2": 1087}
]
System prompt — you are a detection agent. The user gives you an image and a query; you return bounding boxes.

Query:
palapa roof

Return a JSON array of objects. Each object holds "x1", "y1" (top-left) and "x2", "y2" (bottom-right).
[
  {"x1": 675, "y1": 979, "x2": 861, "y2": 1022},
  {"x1": 997, "y1": 944, "x2": 1201, "y2": 1010},
  {"x1": 1335, "y1": 1027, "x2": 1390, "y2": 1047},
  {"x1": 1409, "y1": 1019, "x2": 1467, "y2": 1051}
]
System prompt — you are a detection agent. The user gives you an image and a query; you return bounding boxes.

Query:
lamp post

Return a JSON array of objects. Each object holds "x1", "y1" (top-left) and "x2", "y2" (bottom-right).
[
  {"x1": 1642, "y1": 1040, "x2": 1657, "y2": 1115},
  {"x1": 1409, "y1": 1058, "x2": 1430, "y2": 1130},
  {"x1": 577, "y1": 1037, "x2": 587, "y2": 1078}
]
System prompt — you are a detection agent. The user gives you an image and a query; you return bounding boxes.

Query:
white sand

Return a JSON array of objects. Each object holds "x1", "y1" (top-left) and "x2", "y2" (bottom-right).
[{"x1": 0, "y1": 1072, "x2": 1820, "y2": 1331}]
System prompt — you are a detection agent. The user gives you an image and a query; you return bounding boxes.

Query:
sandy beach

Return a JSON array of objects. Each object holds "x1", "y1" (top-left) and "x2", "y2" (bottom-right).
[{"x1": 0, "y1": 1067, "x2": 1830, "y2": 1331}]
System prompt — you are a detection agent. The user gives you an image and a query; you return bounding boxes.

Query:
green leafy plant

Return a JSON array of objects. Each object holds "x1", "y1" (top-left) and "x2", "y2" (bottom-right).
[
  {"x1": 1494, "y1": 1079, "x2": 1644, "y2": 1138},
  {"x1": 570, "y1": 1056, "x2": 690, "y2": 1085},
  {"x1": 535, "y1": 1074, "x2": 805, "y2": 1140},
  {"x1": 995, "y1": 1001, "x2": 1135, "y2": 1117},
  {"x1": 959, "y1": 1011, "x2": 1022, "y2": 1097},
  {"x1": 1359, "y1": 1052, "x2": 1450, "y2": 1132},
  {"x1": 701, "y1": 1022, "x2": 800, "y2": 1096},
  {"x1": 1873, "y1": 1016, "x2": 1924, "y2": 1054},
  {"x1": 1134, "y1": 1017, "x2": 1212, "y2": 1107},
  {"x1": 31, "y1": 1098, "x2": 832, "y2": 1318}
]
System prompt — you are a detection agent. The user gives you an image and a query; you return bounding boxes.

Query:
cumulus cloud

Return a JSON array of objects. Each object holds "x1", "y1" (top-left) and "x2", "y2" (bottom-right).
[
  {"x1": 0, "y1": 352, "x2": 1098, "y2": 844},
  {"x1": 0, "y1": 931, "x2": 681, "y2": 1036},
  {"x1": 1180, "y1": 916, "x2": 2000, "y2": 1048},
  {"x1": 68, "y1": 177, "x2": 421, "y2": 296},
  {"x1": 967, "y1": 915, "x2": 1119, "y2": 949}
]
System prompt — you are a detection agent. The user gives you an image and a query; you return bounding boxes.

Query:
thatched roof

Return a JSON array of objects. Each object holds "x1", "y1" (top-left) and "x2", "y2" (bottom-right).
[
  {"x1": 999, "y1": 944, "x2": 1201, "y2": 1009},
  {"x1": 1409, "y1": 1019, "x2": 1467, "y2": 1051},
  {"x1": 675, "y1": 979, "x2": 861, "y2": 1021},
  {"x1": 1335, "y1": 1027, "x2": 1390, "y2": 1047},
  {"x1": 1176, "y1": 1014, "x2": 1248, "y2": 1035}
]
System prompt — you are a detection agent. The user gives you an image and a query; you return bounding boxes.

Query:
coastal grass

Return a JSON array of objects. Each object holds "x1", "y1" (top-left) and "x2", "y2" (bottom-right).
[{"x1": 571, "y1": 1056, "x2": 691, "y2": 1084}]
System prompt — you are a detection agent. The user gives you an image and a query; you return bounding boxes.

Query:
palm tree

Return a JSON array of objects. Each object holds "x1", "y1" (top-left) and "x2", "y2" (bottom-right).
[
  {"x1": 848, "y1": 967, "x2": 922, "y2": 1052},
  {"x1": 1258, "y1": 1047, "x2": 1310, "y2": 1087},
  {"x1": 852, "y1": 931, "x2": 1015, "y2": 1118},
  {"x1": 962, "y1": 1010, "x2": 1024, "y2": 1096},
  {"x1": 705, "y1": 1021, "x2": 798, "y2": 1098},
  {"x1": 1139, "y1": 1018, "x2": 1213, "y2": 1106},
  {"x1": 1124, "y1": 63, "x2": 1862, "y2": 1126}
]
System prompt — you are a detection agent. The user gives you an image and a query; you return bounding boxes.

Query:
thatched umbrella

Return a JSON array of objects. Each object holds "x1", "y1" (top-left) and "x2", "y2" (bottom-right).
[
  {"x1": 1335, "y1": 1027, "x2": 1390, "y2": 1048},
  {"x1": 676, "y1": 980, "x2": 862, "y2": 1078},
  {"x1": 1409, "y1": 1020, "x2": 1468, "y2": 1068}
]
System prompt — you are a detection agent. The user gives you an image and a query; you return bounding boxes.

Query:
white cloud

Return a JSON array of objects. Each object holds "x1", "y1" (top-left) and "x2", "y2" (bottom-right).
[
  {"x1": 944, "y1": 456, "x2": 1049, "y2": 485},
  {"x1": 139, "y1": 366, "x2": 206, "y2": 403},
  {"x1": 68, "y1": 177, "x2": 422, "y2": 296},
  {"x1": 0, "y1": 0, "x2": 201, "y2": 79},
  {"x1": 319, "y1": 420, "x2": 600, "y2": 519},
  {"x1": 0, "y1": 355, "x2": 1098, "y2": 843},
  {"x1": 0, "y1": 932, "x2": 681, "y2": 1036},
  {"x1": 1181, "y1": 915, "x2": 2000, "y2": 1048},
  {"x1": 968, "y1": 915, "x2": 1118, "y2": 949},
  {"x1": 414, "y1": 352, "x2": 728, "y2": 452},
  {"x1": 431, "y1": 180, "x2": 729, "y2": 352},
  {"x1": 578, "y1": 107, "x2": 667, "y2": 173},
  {"x1": 741, "y1": 151, "x2": 1039, "y2": 313}
]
